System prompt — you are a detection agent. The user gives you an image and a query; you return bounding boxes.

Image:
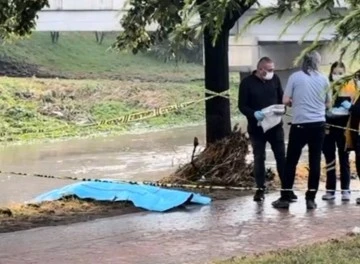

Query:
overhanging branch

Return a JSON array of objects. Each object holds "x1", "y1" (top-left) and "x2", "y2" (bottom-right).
[{"x1": 224, "y1": 0, "x2": 257, "y2": 30}]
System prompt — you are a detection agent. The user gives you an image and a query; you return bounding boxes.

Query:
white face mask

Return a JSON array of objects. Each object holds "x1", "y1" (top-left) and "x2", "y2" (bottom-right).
[
  {"x1": 332, "y1": 74, "x2": 342, "y2": 81},
  {"x1": 264, "y1": 71, "x2": 274, "y2": 80},
  {"x1": 357, "y1": 80, "x2": 360, "y2": 89}
]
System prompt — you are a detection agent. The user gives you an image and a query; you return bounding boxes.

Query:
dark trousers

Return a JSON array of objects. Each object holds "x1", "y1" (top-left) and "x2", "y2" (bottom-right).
[
  {"x1": 249, "y1": 125, "x2": 286, "y2": 189},
  {"x1": 281, "y1": 122, "x2": 325, "y2": 200},
  {"x1": 354, "y1": 136, "x2": 360, "y2": 179},
  {"x1": 322, "y1": 127, "x2": 350, "y2": 191}
]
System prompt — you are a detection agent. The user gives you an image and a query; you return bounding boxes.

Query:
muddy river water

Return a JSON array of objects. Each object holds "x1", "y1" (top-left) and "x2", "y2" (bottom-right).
[{"x1": 0, "y1": 116, "x2": 307, "y2": 205}]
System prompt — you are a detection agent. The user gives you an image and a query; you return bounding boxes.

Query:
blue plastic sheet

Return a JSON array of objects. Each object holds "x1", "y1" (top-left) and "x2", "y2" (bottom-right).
[{"x1": 32, "y1": 181, "x2": 212, "y2": 212}]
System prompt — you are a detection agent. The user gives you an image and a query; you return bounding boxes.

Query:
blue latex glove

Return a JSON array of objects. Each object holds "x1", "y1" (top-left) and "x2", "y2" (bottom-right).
[
  {"x1": 326, "y1": 109, "x2": 335, "y2": 118},
  {"x1": 254, "y1": 111, "x2": 265, "y2": 121},
  {"x1": 341, "y1": 100, "x2": 352, "y2": 110}
]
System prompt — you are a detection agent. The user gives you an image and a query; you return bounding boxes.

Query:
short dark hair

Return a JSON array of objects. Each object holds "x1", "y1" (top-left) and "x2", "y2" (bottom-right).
[
  {"x1": 329, "y1": 61, "x2": 346, "y2": 82},
  {"x1": 257, "y1": 57, "x2": 273, "y2": 69}
]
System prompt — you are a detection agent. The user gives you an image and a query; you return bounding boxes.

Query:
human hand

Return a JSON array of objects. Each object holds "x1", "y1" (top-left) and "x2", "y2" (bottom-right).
[
  {"x1": 288, "y1": 99, "x2": 292, "y2": 107},
  {"x1": 326, "y1": 109, "x2": 334, "y2": 118},
  {"x1": 273, "y1": 105, "x2": 286, "y2": 115},
  {"x1": 254, "y1": 111, "x2": 265, "y2": 121},
  {"x1": 341, "y1": 100, "x2": 352, "y2": 110}
]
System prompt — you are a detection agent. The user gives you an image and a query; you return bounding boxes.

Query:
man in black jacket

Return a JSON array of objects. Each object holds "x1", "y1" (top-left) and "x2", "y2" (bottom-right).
[{"x1": 239, "y1": 57, "x2": 295, "y2": 202}]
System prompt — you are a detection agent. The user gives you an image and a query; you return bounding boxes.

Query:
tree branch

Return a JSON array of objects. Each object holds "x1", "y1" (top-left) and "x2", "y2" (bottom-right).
[{"x1": 224, "y1": 0, "x2": 257, "y2": 30}]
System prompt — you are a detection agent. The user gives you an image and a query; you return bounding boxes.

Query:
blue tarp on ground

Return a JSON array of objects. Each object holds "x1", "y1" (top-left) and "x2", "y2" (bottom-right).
[{"x1": 32, "y1": 180, "x2": 212, "y2": 212}]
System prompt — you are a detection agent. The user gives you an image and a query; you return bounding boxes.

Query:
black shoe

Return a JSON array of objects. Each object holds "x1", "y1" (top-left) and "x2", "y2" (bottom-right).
[
  {"x1": 289, "y1": 191, "x2": 298, "y2": 202},
  {"x1": 356, "y1": 197, "x2": 360, "y2": 205},
  {"x1": 253, "y1": 189, "x2": 265, "y2": 202},
  {"x1": 272, "y1": 198, "x2": 290, "y2": 209},
  {"x1": 306, "y1": 199, "x2": 317, "y2": 210}
]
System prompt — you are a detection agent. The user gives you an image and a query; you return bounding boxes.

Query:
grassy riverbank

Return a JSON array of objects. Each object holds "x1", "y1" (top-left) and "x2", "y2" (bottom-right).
[
  {"x1": 1, "y1": 32, "x2": 358, "y2": 143},
  {"x1": 217, "y1": 236, "x2": 360, "y2": 264},
  {"x1": 0, "y1": 77, "x2": 240, "y2": 142},
  {"x1": 0, "y1": 32, "x2": 203, "y2": 81},
  {"x1": 0, "y1": 32, "x2": 241, "y2": 142}
]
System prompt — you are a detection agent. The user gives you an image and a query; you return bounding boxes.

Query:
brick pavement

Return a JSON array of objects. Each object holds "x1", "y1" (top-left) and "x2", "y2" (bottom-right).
[{"x1": 0, "y1": 192, "x2": 359, "y2": 264}]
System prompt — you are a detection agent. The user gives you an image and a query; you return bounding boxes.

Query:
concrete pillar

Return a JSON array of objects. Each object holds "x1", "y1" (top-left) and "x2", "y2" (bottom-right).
[{"x1": 228, "y1": 36, "x2": 258, "y2": 72}]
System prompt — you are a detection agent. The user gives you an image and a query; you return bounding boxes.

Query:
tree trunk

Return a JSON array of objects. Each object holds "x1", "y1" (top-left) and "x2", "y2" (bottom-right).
[{"x1": 203, "y1": 28, "x2": 231, "y2": 145}]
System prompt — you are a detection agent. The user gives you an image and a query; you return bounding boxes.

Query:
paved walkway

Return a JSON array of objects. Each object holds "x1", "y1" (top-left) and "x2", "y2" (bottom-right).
[{"x1": 1, "y1": 192, "x2": 360, "y2": 264}]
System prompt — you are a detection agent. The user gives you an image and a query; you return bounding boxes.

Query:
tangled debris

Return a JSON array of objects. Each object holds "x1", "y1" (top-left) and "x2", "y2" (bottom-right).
[{"x1": 161, "y1": 124, "x2": 276, "y2": 188}]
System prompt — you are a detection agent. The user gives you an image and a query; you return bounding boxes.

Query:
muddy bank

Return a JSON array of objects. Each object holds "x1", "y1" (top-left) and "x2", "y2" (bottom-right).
[
  {"x1": 0, "y1": 189, "x2": 248, "y2": 234},
  {"x1": 0, "y1": 56, "x2": 67, "y2": 79},
  {"x1": 0, "y1": 199, "x2": 140, "y2": 233},
  {"x1": 0, "y1": 56, "x2": 203, "y2": 82}
]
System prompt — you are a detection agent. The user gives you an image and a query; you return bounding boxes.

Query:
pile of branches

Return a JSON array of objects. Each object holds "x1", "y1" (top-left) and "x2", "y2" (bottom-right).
[{"x1": 161, "y1": 125, "x2": 276, "y2": 187}]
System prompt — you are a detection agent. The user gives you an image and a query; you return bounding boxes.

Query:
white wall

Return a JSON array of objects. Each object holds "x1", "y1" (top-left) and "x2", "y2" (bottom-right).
[
  {"x1": 228, "y1": 9, "x2": 342, "y2": 70},
  {"x1": 36, "y1": 10, "x2": 163, "y2": 31},
  {"x1": 36, "y1": 11, "x2": 124, "y2": 31},
  {"x1": 259, "y1": 42, "x2": 339, "y2": 69},
  {"x1": 230, "y1": 40, "x2": 340, "y2": 72},
  {"x1": 38, "y1": 1, "x2": 344, "y2": 37},
  {"x1": 44, "y1": 0, "x2": 347, "y2": 11},
  {"x1": 42, "y1": 0, "x2": 275, "y2": 11},
  {"x1": 232, "y1": 9, "x2": 336, "y2": 41},
  {"x1": 37, "y1": 0, "x2": 345, "y2": 71},
  {"x1": 44, "y1": 0, "x2": 126, "y2": 10}
]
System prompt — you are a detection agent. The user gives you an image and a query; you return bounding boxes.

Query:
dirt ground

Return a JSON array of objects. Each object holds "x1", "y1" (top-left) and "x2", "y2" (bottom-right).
[
  {"x1": 0, "y1": 56, "x2": 67, "y2": 79},
  {"x1": 0, "y1": 199, "x2": 139, "y2": 233}
]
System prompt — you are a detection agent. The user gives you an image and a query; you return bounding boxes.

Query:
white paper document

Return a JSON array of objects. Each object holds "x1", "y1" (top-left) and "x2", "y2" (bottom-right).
[{"x1": 258, "y1": 104, "x2": 285, "y2": 133}]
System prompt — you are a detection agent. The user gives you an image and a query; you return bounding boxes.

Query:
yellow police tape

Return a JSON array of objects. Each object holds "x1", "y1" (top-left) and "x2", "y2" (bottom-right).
[
  {"x1": 284, "y1": 113, "x2": 360, "y2": 133},
  {"x1": 85, "y1": 90, "x2": 229, "y2": 127},
  {"x1": 2, "y1": 169, "x2": 360, "y2": 193},
  {"x1": 0, "y1": 90, "x2": 230, "y2": 139}
]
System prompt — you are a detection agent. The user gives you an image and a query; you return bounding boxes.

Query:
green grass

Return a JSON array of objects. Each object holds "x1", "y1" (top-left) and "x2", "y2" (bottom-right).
[
  {"x1": 0, "y1": 77, "x2": 240, "y2": 142},
  {"x1": 0, "y1": 32, "x2": 244, "y2": 143},
  {"x1": 0, "y1": 32, "x2": 203, "y2": 82},
  {"x1": 217, "y1": 236, "x2": 360, "y2": 264}
]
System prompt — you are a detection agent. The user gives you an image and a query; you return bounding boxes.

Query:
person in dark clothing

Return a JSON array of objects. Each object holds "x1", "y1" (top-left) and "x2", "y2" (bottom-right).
[
  {"x1": 272, "y1": 51, "x2": 331, "y2": 210},
  {"x1": 337, "y1": 70, "x2": 360, "y2": 204},
  {"x1": 239, "y1": 57, "x2": 290, "y2": 202},
  {"x1": 322, "y1": 62, "x2": 356, "y2": 201}
]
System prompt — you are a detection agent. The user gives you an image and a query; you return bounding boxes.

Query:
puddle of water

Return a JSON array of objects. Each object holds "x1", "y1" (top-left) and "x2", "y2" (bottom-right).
[
  {"x1": 0, "y1": 116, "x2": 305, "y2": 205},
  {"x1": 0, "y1": 191, "x2": 359, "y2": 264}
]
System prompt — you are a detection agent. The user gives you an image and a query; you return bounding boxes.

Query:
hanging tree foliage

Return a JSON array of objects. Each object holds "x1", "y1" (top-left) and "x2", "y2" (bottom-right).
[
  {"x1": 114, "y1": 0, "x2": 258, "y2": 144},
  {"x1": 114, "y1": 0, "x2": 257, "y2": 55},
  {"x1": 0, "y1": 0, "x2": 48, "y2": 40},
  {"x1": 243, "y1": 0, "x2": 359, "y2": 69}
]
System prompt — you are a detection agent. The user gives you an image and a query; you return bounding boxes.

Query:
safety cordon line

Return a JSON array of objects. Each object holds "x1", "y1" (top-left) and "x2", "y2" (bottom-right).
[
  {"x1": 284, "y1": 113, "x2": 360, "y2": 133},
  {"x1": 0, "y1": 90, "x2": 230, "y2": 140},
  {"x1": 2, "y1": 169, "x2": 360, "y2": 193},
  {"x1": 3, "y1": 90, "x2": 360, "y2": 140},
  {"x1": 83, "y1": 90, "x2": 230, "y2": 127},
  {"x1": 0, "y1": 170, "x2": 254, "y2": 191}
]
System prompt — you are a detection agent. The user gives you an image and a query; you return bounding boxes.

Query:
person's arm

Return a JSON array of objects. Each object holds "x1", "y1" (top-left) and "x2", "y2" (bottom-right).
[
  {"x1": 283, "y1": 74, "x2": 294, "y2": 106},
  {"x1": 239, "y1": 80, "x2": 255, "y2": 118},
  {"x1": 340, "y1": 96, "x2": 360, "y2": 116},
  {"x1": 349, "y1": 101, "x2": 360, "y2": 116},
  {"x1": 274, "y1": 74, "x2": 287, "y2": 114},
  {"x1": 348, "y1": 80, "x2": 357, "y2": 102},
  {"x1": 276, "y1": 75, "x2": 283, "y2": 104},
  {"x1": 325, "y1": 79, "x2": 332, "y2": 109}
]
